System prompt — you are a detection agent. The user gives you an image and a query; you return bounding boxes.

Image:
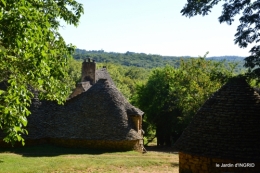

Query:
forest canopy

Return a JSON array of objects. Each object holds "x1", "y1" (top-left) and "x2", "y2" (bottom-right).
[{"x1": 73, "y1": 48, "x2": 246, "y2": 73}]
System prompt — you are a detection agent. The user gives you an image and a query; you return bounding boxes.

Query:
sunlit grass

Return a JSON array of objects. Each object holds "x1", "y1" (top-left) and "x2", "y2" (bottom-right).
[{"x1": 0, "y1": 145, "x2": 179, "y2": 173}]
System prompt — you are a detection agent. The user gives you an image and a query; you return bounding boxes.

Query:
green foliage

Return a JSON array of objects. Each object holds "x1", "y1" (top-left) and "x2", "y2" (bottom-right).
[
  {"x1": 181, "y1": 0, "x2": 260, "y2": 79},
  {"x1": 67, "y1": 58, "x2": 82, "y2": 90},
  {"x1": 133, "y1": 55, "x2": 235, "y2": 146},
  {"x1": 0, "y1": 0, "x2": 83, "y2": 145},
  {"x1": 248, "y1": 77, "x2": 260, "y2": 89}
]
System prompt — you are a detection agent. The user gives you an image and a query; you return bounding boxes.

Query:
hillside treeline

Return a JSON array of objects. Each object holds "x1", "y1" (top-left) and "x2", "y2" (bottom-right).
[
  {"x1": 74, "y1": 49, "x2": 179, "y2": 68},
  {"x1": 73, "y1": 49, "x2": 246, "y2": 73}
]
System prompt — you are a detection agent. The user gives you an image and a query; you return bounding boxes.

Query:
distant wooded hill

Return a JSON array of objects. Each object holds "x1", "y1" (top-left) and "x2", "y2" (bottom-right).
[
  {"x1": 206, "y1": 56, "x2": 245, "y2": 61},
  {"x1": 73, "y1": 49, "x2": 246, "y2": 72}
]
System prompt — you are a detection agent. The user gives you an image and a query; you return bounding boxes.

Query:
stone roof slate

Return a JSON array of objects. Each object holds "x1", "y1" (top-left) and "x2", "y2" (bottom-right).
[
  {"x1": 25, "y1": 79, "x2": 143, "y2": 141},
  {"x1": 96, "y1": 68, "x2": 115, "y2": 86},
  {"x1": 174, "y1": 76, "x2": 260, "y2": 161}
]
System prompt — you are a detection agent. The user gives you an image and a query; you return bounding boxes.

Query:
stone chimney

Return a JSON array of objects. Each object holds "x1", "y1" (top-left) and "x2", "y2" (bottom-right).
[{"x1": 81, "y1": 58, "x2": 96, "y2": 85}]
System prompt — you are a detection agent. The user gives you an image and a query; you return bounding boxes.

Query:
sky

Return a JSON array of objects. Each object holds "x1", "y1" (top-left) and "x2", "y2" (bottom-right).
[{"x1": 59, "y1": 0, "x2": 252, "y2": 57}]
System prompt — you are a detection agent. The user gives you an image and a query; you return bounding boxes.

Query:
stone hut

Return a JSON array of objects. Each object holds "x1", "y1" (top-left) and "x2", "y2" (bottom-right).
[
  {"x1": 0, "y1": 60, "x2": 144, "y2": 151},
  {"x1": 174, "y1": 76, "x2": 260, "y2": 173}
]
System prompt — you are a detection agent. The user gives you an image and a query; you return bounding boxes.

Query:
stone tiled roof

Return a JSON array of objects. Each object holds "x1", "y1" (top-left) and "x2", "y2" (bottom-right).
[
  {"x1": 96, "y1": 68, "x2": 115, "y2": 86},
  {"x1": 174, "y1": 76, "x2": 260, "y2": 161},
  {"x1": 25, "y1": 79, "x2": 143, "y2": 141}
]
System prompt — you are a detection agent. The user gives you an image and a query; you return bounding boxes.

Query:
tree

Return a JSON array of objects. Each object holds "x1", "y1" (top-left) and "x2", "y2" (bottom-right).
[
  {"x1": 133, "y1": 56, "x2": 235, "y2": 146},
  {"x1": 181, "y1": 0, "x2": 260, "y2": 77},
  {"x1": 67, "y1": 58, "x2": 82, "y2": 90},
  {"x1": 0, "y1": 0, "x2": 83, "y2": 145}
]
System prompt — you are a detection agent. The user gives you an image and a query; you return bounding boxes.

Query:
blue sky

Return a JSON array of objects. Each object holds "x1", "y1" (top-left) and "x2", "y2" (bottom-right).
[{"x1": 59, "y1": 0, "x2": 251, "y2": 57}]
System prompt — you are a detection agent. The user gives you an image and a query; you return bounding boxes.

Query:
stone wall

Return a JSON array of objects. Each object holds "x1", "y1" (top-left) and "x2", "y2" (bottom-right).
[
  {"x1": 69, "y1": 82, "x2": 92, "y2": 99},
  {"x1": 69, "y1": 85, "x2": 84, "y2": 98},
  {"x1": 130, "y1": 116, "x2": 141, "y2": 131},
  {"x1": 0, "y1": 138, "x2": 142, "y2": 151},
  {"x1": 50, "y1": 139, "x2": 142, "y2": 151},
  {"x1": 179, "y1": 152, "x2": 260, "y2": 173},
  {"x1": 81, "y1": 58, "x2": 96, "y2": 84}
]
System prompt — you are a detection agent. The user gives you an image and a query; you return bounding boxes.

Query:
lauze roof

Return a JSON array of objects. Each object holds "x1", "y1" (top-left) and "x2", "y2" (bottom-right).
[
  {"x1": 25, "y1": 79, "x2": 143, "y2": 141},
  {"x1": 174, "y1": 76, "x2": 260, "y2": 161}
]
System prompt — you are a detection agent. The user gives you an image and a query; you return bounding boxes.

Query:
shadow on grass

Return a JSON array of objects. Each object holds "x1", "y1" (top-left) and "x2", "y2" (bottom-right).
[
  {"x1": 145, "y1": 146, "x2": 178, "y2": 154},
  {"x1": 0, "y1": 144, "x2": 133, "y2": 157},
  {"x1": 0, "y1": 160, "x2": 3, "y2": 163}
]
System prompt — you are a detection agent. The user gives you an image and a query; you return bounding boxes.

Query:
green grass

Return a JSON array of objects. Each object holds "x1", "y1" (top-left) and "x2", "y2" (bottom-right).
[{"x1": 0, "y1": 145, "x2": 179, "y2": 173}]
